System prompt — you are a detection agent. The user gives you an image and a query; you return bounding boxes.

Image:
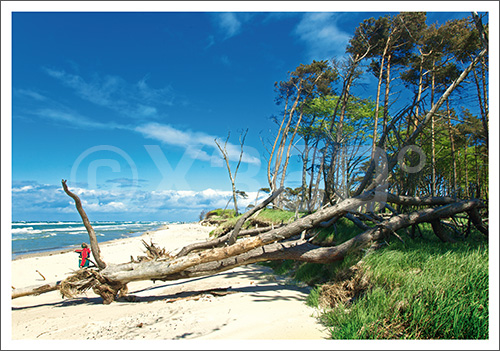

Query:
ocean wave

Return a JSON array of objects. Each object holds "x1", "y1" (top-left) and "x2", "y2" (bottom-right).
[
  {"x1": 13, "y1": 233, "x2": 57, "y2": 241},
  {"x1": 12, "y1": 227, "x2": 42, "y2": 235},
  {"x1": 12, "y1": 221, "x2": 167, "y2": 257}
]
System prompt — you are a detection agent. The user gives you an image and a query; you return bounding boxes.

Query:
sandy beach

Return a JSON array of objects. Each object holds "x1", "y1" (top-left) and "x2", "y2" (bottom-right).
[{"x1": 9, "y1": 223, "x2": 328, "y2": 342}]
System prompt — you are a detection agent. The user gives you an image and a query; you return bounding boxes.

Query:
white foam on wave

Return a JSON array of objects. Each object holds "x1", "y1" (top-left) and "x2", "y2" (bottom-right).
[{"x1": 12, "y1": 227, "x2": 42, "y2": 235}]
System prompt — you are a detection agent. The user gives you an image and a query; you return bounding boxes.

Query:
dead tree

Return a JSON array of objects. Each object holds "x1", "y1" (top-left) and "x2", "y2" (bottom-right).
[
  {"x1": 62, "y1": 179, "x2": 106, "y2": 269},
  {"x1": 214, "y1": 129, "x2": 248, "y2": 215}
]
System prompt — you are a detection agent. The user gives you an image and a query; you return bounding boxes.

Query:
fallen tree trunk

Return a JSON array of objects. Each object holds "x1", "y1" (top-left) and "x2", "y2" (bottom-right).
[
  {"x1": 467, "y1": 208, "x2": 489, "y2": 237},
  {"x1": 99, "y1": 190, "x2": 380, "y2": 284},
  {"x1": 227, "y1": 187, "x2": 284, "y2": 245},
  {"x1": 386, "y1": 193, "x2": 458, "y2": 206},
  {"x1": 12, "y1": 281, "x2": 61, "y2": 299},
  {"x1": 237, "y1": 224, "x2": 286, "y2": 237}
]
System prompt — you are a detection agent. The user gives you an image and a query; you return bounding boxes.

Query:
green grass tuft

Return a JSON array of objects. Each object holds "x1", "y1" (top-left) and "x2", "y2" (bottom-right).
[{"x1": 254, "y1": 208, "x2": 299, "y2": 225}]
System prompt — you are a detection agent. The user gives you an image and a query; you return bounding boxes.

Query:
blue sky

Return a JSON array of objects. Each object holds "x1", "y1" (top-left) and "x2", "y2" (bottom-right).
[{"x1": 3, "y1": 2, "x2": 495, "y2": 222}]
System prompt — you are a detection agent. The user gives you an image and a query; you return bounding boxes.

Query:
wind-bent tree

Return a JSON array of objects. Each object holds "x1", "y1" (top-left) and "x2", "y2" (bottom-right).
[{"x1": 267, "y1": 60, "x2": 337, "y2": 207}]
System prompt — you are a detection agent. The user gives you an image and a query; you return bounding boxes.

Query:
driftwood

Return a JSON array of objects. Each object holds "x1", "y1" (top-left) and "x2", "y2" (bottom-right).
[
  {"x1": 237, "y1": 224, "x2": 286, "y2": 237},
  {"x1": 62, "y1": 179, "x2": 106, "y2": 269},
  {"x1": 12, "y1": 281, "x2": 61, "y2": 299}
]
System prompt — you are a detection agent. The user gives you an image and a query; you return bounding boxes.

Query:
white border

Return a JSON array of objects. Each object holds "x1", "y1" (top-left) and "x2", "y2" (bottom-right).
[{"x1": 2, "y1": 1, "x2": 499, "y2": 350}]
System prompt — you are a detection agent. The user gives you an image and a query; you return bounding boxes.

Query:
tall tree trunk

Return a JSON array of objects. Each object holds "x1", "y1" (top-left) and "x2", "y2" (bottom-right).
[
  {"x1": 300, "y1": 137, "x2": 310, "y2": 213},
  {"x1": 278, "y1": 109, "x2": 305, "y2": 193},
  {"x1": 371, "y1": 42, "x2": 389, "y2": 159},
  {"x1": 409, "y1": 52, "x2": 427, "y2": 136},
  {"x1": 353, "y1": 46, "x2": 487, "y2": 197},
  {"x1": 267, "y1": 97, "x2": 289, "y2": 191},
  {"x1": 272, "y1": 88, "x2": 302, "y2": 208},
  {"x1": 307, "y1": 139, "x2": 320, "y2": 212},
  {"x1": 472, "y1": 60, "x2": 489, "y2": 151},
  {"x1": 446, "y1": 100, "x2": 457, "y2": 198},
  {"x1": 382, "y1": 53, "x2": 392, "y2": 149},
  {"x1": 430, "y1": 64, "x2": 437, "y2": 197},
  {"x1": 474, "y1": 144, "x2": 480, "y2": 198},
  {"x1": 480, "y1": 57, "x2": 489, "y2": 149},
  {"x1": 464, "y1": 140, "x2": 469, "y2": 198},
  {"x1": 272, "y1": 91, "x2": 301, "y2": 195},
  {"x1": 472, "y1": 66, "x2": 486, "y2": 145}
]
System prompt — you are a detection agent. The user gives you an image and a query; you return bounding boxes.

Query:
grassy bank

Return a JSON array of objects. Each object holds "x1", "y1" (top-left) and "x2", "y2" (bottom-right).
[
  {"x1": 317, "y1": 239, "x2": 488, "y2": 339},
  {"x1": 264, "y1": 220, "x2": 489, "y2": 339},
  {"x1": 205, "y1": 207, "x2": 299, "y2": 237}
]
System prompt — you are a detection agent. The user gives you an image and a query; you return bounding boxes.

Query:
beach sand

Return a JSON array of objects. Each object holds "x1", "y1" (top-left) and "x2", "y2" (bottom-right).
[{"x1": 10, "y1": 223, "x2": 328, "y2": 341}]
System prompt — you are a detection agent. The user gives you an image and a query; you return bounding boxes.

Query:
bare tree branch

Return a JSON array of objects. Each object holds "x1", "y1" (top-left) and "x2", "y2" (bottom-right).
[{"x1": 61, "y1": 180, "x2": 106, "y2": 269}]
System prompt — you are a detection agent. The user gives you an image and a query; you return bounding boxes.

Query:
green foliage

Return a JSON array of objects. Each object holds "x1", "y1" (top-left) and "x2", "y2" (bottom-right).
[
  {"x1": 296, "y1": 95, "x2": 377, "y2": 145},
  {"x1": 393, "y1": 106, "x2": 489, "y2": 198},
  {"x1": 262, "y1": 218, "x2": 488, "y2": 339}
]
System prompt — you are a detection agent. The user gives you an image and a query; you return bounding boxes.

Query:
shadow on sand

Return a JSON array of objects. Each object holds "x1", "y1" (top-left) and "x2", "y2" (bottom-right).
[{"x1": 12, "y1": 265, "x2": 311, "y2": 310}]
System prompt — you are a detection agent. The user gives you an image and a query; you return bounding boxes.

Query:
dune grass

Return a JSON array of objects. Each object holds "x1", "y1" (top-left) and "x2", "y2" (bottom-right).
[
  {"x1": 305, "y1": 222, "x2": 489, "y2": 340},
  {"x1": 320, "y1": 238, "x2": 488, "y2": 339},
  {"x1": 208, "y1": 207, "x2": 299, "y2": 237},
  {"x1": 264, "y1": 218, "x2": 489, "y2": 339},
  {"x1": 254, "y1": 208, "x2": 299, "y2": 225}
]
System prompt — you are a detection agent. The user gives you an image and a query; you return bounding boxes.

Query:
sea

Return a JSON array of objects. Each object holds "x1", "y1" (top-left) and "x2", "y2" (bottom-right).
[{"x1": 11, "y1": 221, "x2": 171, "y2": 259}]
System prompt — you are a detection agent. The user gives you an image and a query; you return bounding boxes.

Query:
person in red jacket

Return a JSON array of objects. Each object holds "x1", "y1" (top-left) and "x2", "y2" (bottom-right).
[{"x1": 75, "y1": 243, "x2": 91, "y2": 268}]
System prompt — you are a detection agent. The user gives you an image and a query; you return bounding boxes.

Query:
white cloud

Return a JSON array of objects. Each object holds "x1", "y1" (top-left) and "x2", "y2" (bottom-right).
[
  {"x1": 36, "y1": 108, "x2": 121, "y2": 130},
  {"x1": 26, "y1": 68, "x2": 261, "y2": 167},
  {"x1": 205, "y1": 35, "x2": 216, "y2": 49},
  {"x1": 218, "y1": 13, "x2": 242, "y2": 39},
  {"x1": 211, "y1": 13, "x2": 255, "y2": 40},
  {"x1": 85, "y1": 201, "x2": 127, "y2": 213},
  {"x1": 12, "y1": 185, "x2": 34, "y2": 192},
  {"x1": 12, "y1": 180, "x2": 267, "y2": 221},
  {"x1": 220, "y1": 55, "x2": 231, "y2": 66},
  {"x1": 14, "y1": 89, "x2": 47, "y2": 101},
  {"x1": 44, "y1": 68, "x2": 174, "y2": 119},
  {"x1": 136, "y1": 122, "x2": 261, "y2": 165},
  {"x1": 294, "y1": 13, "x2": 351, "y2": 61}
]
